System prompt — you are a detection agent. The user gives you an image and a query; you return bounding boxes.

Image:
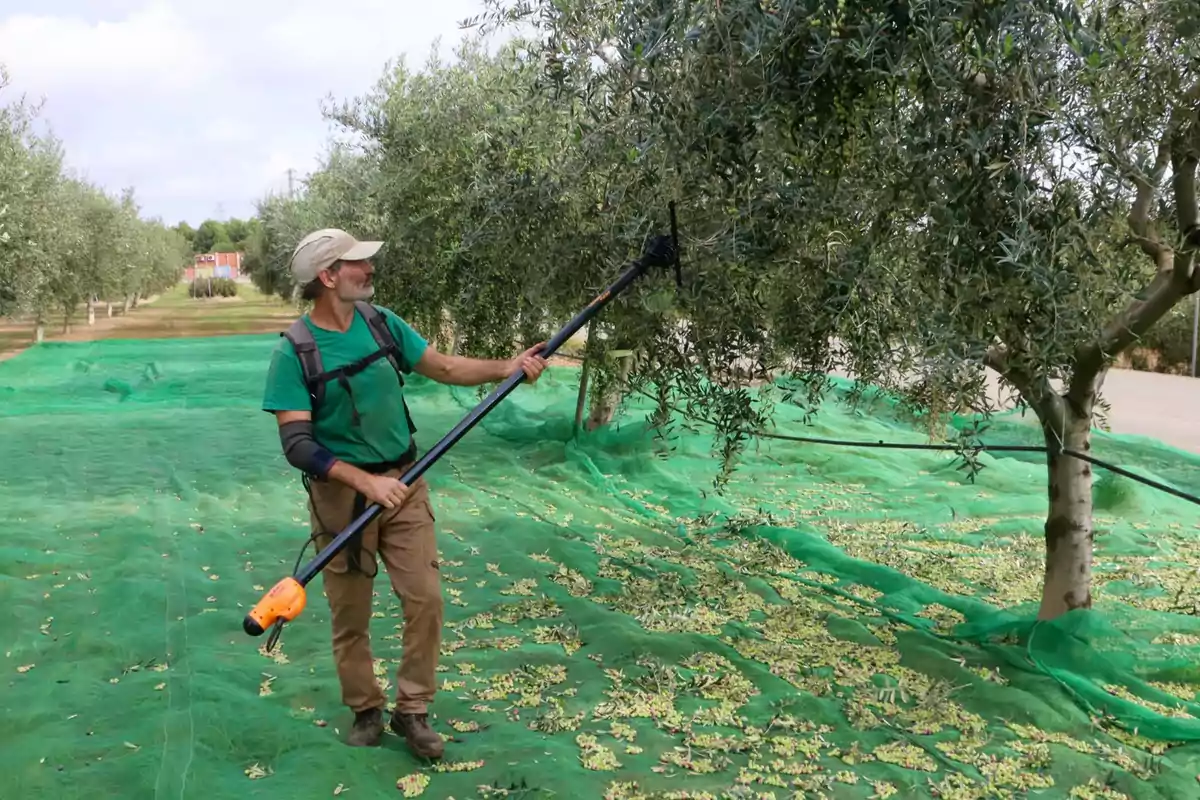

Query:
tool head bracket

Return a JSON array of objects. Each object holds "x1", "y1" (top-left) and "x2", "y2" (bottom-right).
[{"x1": 639, "y1": 200, "x2": 683, "y2": 288}]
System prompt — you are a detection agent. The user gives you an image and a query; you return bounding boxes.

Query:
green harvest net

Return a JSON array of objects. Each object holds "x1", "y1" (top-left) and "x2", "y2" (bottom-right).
[{"x1": 3, "y1": 333, "x2": 1200, "y2": 800}]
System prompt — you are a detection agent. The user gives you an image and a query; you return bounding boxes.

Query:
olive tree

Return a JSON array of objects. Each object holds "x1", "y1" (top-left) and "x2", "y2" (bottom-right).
[
  {"x1": 242, "y1": 191, "x2": 334, "y2": 303},
  {"x1": 318, "y1": 37, "x2": 586, "y2": 352},
  {"x1": 1, "y1": 64, "x2": 189, "y2": 333},
  {"x1": 474, "y1": 0, "x2": 1200, "y2": 621},
  {"x1": 0, "y1": 72, "x2": 64, "y2": 331},
  {"x1": 264, "y1": 33, "x2": 671, "y2": 432}
]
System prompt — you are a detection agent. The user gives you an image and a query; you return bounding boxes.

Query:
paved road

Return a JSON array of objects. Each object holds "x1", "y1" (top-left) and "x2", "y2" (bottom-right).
[
  {"x1": 959, "y1": 366, "x2": 1198, "y2": 455},
  {"x1": 824, "y1": 359, "x2": 1199, "y2": 455},
  {"x1": 1087, "y1": 368, "x2": 1199, "y2": 454}
]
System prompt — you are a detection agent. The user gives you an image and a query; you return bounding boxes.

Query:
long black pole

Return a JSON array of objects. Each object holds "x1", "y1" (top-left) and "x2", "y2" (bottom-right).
[{"x1": 291, "y1": 225, "x2": 679, "y2": 588}]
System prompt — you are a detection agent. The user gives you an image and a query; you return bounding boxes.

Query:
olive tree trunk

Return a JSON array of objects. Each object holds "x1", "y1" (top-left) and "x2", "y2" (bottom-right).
[
  {"x1": 573, "y1": 354, "x2": 592, "y2": 435},
  {"x1": 1034, "y1": 394, "x2": 1097, "y2": 620},
  {"x1": 990, "y1": 113, "x2": 1200, "y2": 620},
  {"x1": 992, "y1": 270, "x2": 1197, "y2": 620},
  {"x1": 986, "y1": 342, "x2": 1110, "y2": 622},
  {"x1": 586, "y1": 352, "x2": 633, "y2": 430}
]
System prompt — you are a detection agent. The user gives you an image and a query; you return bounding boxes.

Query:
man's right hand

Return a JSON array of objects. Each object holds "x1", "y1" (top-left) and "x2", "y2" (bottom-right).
[
  {"x1": 360, "y1": 474, "x2": 410, "y2": 509},
  {"x1": 326, "y1": 459, "x2": 410, "y2": 509}
]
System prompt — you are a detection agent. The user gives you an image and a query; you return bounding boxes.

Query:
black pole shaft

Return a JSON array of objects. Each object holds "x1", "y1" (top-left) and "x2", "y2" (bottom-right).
[{"x1": 293, "y1": 256, "x2": 654, "y2": 587}]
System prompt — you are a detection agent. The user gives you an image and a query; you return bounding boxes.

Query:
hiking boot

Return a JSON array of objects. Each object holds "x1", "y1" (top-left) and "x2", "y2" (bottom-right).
[
  {"x1": 347, "y1": 707, "x2": 383, "y2": 747},
  {"x1": 390, "y1": 710, "x2": 444, "y2": 759}
]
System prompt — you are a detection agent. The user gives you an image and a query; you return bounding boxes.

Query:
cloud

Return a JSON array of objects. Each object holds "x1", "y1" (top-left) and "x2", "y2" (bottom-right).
[
  {"x1": 0, "y1": 0, "x2": 494, "y2": 226},
  {"x1": 0, "y1": 5, "x2": 208, "y2": 95}
]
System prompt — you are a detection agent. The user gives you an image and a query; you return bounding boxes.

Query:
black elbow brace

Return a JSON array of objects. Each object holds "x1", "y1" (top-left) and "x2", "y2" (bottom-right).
[{"x1": 279, "y1": 420, "x2": 336, "y2": 478}]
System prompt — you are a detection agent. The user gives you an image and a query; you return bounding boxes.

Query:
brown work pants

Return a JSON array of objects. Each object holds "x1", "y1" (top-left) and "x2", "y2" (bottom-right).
[{"x1": 308, "y1": 471, "x2": 443, "y2": 715}]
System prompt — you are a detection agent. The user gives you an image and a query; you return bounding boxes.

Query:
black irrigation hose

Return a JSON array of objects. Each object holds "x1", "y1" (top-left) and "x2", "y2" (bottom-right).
[
  {"x1": 744, "y1": 429, "x2": 1044, "y2": 454},
  {"x1": 739, "y1": 422, "x2": 1200, "y2": 503},
  {"x1": 551, "y1": 353, "x2": 1200, "y2": 508},
  {"x1": 1067, "y1": 450, "x2": 1200, "y2": 507}
]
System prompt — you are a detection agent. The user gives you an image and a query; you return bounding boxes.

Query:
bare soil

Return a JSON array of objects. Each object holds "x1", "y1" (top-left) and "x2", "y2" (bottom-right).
[{"x1": 0, "y1": 284, "x2": 298, "y2": 362}]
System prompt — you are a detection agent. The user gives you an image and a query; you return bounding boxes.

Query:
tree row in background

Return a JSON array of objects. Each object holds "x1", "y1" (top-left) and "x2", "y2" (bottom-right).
[
  {"x1": 0, "y1": 66, "x2": 190, "y2": 336},
  {"x1": 242, "y1": 1, "x2": 1199, "y2": 622},
  {"x1": 173, "y1": 216, "x2": 260, "y2": 257}
]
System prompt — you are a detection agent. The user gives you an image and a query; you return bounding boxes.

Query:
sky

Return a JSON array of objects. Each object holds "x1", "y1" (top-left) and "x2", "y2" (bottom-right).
[{"x1": 0, "y1": 0, "x2": 501, "y2": 228}]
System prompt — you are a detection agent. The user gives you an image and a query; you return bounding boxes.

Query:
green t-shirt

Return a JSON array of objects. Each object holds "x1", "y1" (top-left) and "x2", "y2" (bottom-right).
[{"x1": 262, "y1": 304, "x2": 429, "y2": 465}]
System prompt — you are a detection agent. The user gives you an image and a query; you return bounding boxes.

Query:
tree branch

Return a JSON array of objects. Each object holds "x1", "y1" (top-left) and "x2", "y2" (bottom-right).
[
  {"x1": 1175, "y1": 111, "x2": 1199, "y2": 292},
  {"x1": 1126, "y1": 129, "x2": 1174, "y2": 260},
  {"x1": 984, "y1": 342, "x2": 1055, "y2": 415},
  {"x1": 1070, "y1": 89, "x2": 1200, "y2": 408}
]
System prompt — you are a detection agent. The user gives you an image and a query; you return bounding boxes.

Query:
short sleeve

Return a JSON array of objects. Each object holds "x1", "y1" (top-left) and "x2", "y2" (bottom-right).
[
  {"x1": 381, "y1": 307, "x2": 429, "y2": 373},
  {"x1": 262, "y1": 336, "x2": 312, "y2": 412}
]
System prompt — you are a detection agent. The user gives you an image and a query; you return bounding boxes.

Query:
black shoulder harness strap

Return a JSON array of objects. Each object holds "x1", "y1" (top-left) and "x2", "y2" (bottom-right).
[{"x1": 281, "y1": 301, "x2": 417, "y2": 434}]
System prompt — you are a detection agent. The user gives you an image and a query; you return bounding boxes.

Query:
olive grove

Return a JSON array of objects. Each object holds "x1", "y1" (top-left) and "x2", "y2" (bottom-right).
[
  {"x1": 0, "y1": 67, "x2": 188, "y2": 338},
  {"x1": 244, "y1": 0, "x2": 1199, "y2": 622}
]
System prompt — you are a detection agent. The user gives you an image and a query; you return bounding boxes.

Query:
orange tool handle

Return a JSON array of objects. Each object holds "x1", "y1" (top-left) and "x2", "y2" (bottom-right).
[{"x1": 243, "y1": 576, "x2": 307, "y2": 636}]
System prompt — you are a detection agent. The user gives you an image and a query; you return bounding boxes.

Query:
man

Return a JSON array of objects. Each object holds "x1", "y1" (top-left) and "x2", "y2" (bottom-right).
[{"x1": 261, "y1": 227, "x2": 547, "y2": 759}]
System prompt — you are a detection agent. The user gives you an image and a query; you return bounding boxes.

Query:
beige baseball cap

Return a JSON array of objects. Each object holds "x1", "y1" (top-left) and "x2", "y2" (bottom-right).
[{"x1": 289, "y1": 228, "x2": 383, "y2": 284}]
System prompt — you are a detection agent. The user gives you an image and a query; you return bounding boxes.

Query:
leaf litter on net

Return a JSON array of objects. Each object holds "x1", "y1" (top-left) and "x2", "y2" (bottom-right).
[
  {"x1": 417, "y1": 479, "x2": 1195, "y2": 799},
  {"x1": 239, "y1": 428, "x2": 1198, "y2": 800}
]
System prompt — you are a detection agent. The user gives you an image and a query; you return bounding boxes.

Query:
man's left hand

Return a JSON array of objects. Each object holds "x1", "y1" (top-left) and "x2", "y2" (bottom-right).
[{"x1": 511, "y1": 343, "x2": 549, "y2": 384}]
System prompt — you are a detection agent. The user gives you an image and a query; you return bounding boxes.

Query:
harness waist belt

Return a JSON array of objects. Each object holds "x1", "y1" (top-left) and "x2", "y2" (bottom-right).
[{"x1": 349, "y1": 441, "x2": 418, "y2": 476}]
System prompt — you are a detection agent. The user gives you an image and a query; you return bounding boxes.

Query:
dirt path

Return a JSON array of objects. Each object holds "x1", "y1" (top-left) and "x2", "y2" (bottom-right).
[
  {"x1": 0, "y1": 284, "x2": 298, "y2": 362},
  {"x1": 0, "y1": 300, "x2": 159, "y2": 361}
]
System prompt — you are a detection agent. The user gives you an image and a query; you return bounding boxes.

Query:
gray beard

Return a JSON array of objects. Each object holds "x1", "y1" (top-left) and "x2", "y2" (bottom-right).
[{"x1": 337, "y1": 284, "x2": 375, "y2": 302}]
